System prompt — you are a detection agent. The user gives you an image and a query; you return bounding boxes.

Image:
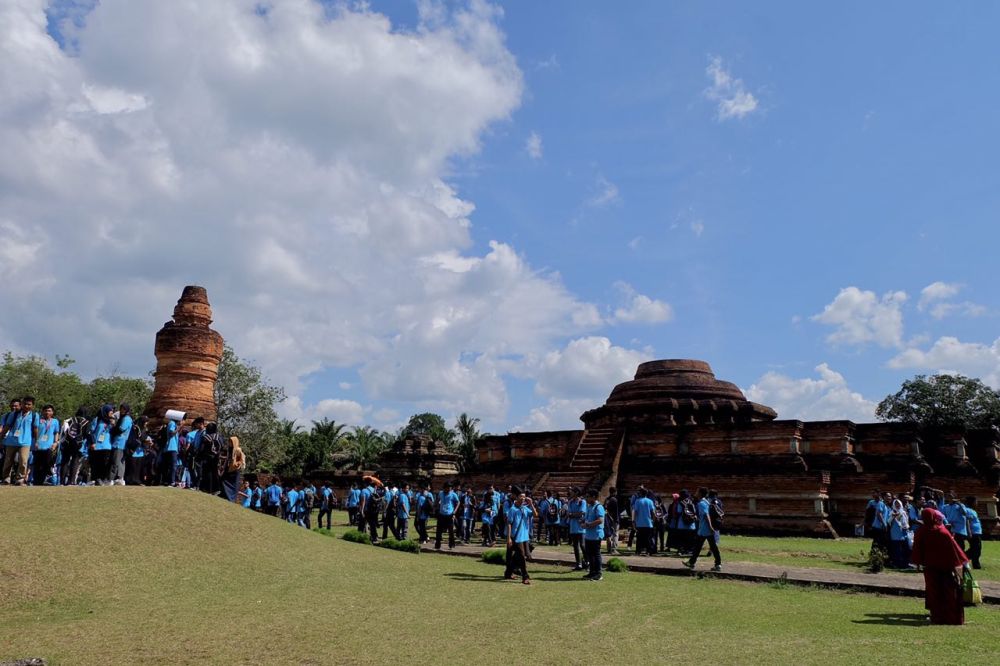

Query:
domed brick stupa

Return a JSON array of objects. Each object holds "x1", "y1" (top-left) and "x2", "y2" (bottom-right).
[
  {"x1": 143, "y1": 286, "x2": 224, "y2": 427},
  {"x1": 472, "y1": 359, "x2": 1000, "y2": 537}
]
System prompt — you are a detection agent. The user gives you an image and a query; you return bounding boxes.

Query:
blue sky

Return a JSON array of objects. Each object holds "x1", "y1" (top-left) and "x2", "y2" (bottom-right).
[{"x1": 6, "y1": 0, "x2": 999, "y2": 432}]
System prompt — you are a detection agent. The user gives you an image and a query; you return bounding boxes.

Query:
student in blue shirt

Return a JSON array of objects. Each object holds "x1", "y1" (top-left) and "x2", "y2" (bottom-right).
[
  {"x1": 252, "y1": 482, "x2": 263, "y2": 512},
  {"x1": 345, "y1": 483, "x2": 360, "y2": 526},
  {"x1": 460, "y1": 487, "x2": 476, "y2": 544},
  {"x1": 503, "y1": 490, "x2": 537, "y2": 585},
  {"x1": 887, "y1": 499, "x2": 911, "y2": 569},
  {"x1": 380, "y1": 485, "x2": 397, "y2": 541},
  {"x1": 31, "y1": 404, "x2": 60, "y2": 486},
  {"x1": 238, "y1": 480, "x2": 253, "y2": 508},
  {"x1": 567, "y1": 487, "x2": 588, "y2": 571},
  {"x1": 317, "y1": 483, "x2": 334, "y2": 529},
  {"x1": 286, "y1": 485, "x2": 302, "y2": 524},
  {"x1": 964, "y1": 496, "x2": 983, "y2": 569},
  {"x1": 186, "y1": 417, "x2": 206, "y2": 490},
  {"x1": 265, "y1": 480, "x2": 283, "y2": 516},
  {"x1": 413, "y1": 484, "x2": 432, "y2": 544},
  {"x1": 543, "y1": 492, "x2": 562, "y2": 546},
  {"x1": 631, "y1": 488, "x2": 656, "y2": 555},
  {"x1": 479, "y1": 497, "x2": 495, "y2": 546},
  {"x1": 582, "y1": 489, "x2": 607, "y2": 581},
  {"x1": 684, "y1": 487, "x2": 722, "y2": 571},
  {"x1": 435, "y1": 482, "x2": 460, "y2": 550},
  {"x1": 88, "y1": 404, "x2": 115, "y2": 486},
  {"x1": 108, "y1": 404, "x2": 133, "y2": 486},
  {"x1": 123, "y1": 415, "x2": 148, "y2": 486},
  {"x1": 393, "y1": 483, "x2": 411, "y2": 540},
  {"x1": 944, "y1": 495, "x2": 970, "y2": 550},
  {"x1": 159, "y1": 418, "x2": 180, "y2": 487},
  {"x1": 1, "y1": 396, "x2": 39, "y2": 486}
]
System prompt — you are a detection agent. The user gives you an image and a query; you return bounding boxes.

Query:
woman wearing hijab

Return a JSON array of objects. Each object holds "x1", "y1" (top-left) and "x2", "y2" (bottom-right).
[
  {"x1": 910, "y1": 507, "x2": 969, "y2": 625},
  {"x1": 88, "y1": 405, "x2": 115, "y2": 486},
  {"x1": 219, "y1": 436, "x2": 246, "y2": 502},
  {"x1": 888, "y1": 499, "x2": 911, "y2": 569}
]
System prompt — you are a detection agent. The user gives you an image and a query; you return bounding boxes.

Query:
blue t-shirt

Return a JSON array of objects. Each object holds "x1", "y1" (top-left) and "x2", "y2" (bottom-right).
[
  {"x1": 438, "y1": 490, "x2": 460, "y2": 516},
  {"x1": 479, "y1": 503, "x2": 493, "y2": 525},
  {"x1": 90, "y1": 419, "x2": 113, "y2": 452},
  {"x1": 461, "y1": 494, "x2": 476, "y2": 519},
  {"x1": 544, "y1": 498, "x2": 561, "y2": 525},
  {"x1": 967, "y1": 508, "x2": 982, "y2": 536},
  {"x1": 633, "y1": 497, "x2": 655, "y2": 529},
  {"x1": 397, "y1": 492, "x2": 410, "y2": 519},
  {"x1": 187, "y1": 428, "x2": 203, "y2": 452},
  {"x1": 5, "y1": 411, "x2": 39, "y2": 447},
  {"x1": 585, "y1": 502, "x2": 606, "y2": 541},
  {"x1": 870, "y1": 500, "x2": 888, "y2": 529},
  {"x1": 36, "y1": 417, "x2": 60, "y2": 450},
  {"x1": 287, "y1": 489, "x2": 301, "y2": 512},
  {"x1": 568, "y1": 498, "x2": 586, "y2": 534},
  {"x1": 347, "y1": 488, "x2": 360, "y2": 508},
  {"x1": 111, "y1": 415, "x2": 133, "y2": 450},
  {"x1": 253, "y1": 487, "x2": 263, "y2": 508},
  {"x1": 266, "y1": 483, "x2": 283, "y2": 504},
  {"x1": 242, "y1": 488, "x2": 252, "y2": 508},
  {"x1": 164, "y1": 420, "x2": 179, "y2": 453},
  {"x1": 320, "y1": 487, "x2": 332, "y2": 508},
  {"x1": 889, "y1": 512, "x2": 909, "y2": 541},
  {"x1": 508, "y1": 505, "x2": 532, "y2": 543},
  {"x1": 696, "y1": 498, "x2": 714, "y2": 537}
]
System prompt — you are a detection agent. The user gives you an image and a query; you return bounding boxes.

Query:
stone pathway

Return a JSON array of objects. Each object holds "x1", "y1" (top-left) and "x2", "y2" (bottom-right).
[{"x1": 421, "y1": 542, "x2": 1000, "y2": 604}]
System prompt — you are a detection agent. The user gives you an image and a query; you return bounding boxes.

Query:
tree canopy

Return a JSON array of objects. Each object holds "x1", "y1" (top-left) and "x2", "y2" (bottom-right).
[
  {"x1": 875, "y1": 373, "x2": 1000, "y2": 429},
  {"x1": 214, "y1": 345, "x2": 286, "y2": 472}
]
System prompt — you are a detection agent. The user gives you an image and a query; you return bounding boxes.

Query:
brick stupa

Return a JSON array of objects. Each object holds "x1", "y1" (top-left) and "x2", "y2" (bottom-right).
[{"x1": 143, "y1": 286, "x2": 224, "y2": 427}]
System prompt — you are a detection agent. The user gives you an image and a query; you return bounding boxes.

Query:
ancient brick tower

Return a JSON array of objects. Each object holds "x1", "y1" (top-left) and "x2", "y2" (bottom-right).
[{"x1": 143, "y1": 286, "x2": 224, "y2": 426}]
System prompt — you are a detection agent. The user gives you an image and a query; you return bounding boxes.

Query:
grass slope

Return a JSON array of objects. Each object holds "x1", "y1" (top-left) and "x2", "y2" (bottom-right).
[{"x1": 2, "y1": 488, "x2": 998, "y2": 666}]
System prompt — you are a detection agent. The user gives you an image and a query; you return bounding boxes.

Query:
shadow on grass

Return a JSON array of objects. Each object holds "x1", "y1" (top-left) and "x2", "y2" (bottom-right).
[
  {"x1": 851, "y1": 613, "x2": 927, "y2": 627},
  {"x1": 444, "y1": 572, "x2": 589, "y2": 584}
]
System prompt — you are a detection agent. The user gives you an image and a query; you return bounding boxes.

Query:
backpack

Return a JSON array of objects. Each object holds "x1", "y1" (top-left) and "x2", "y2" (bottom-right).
[
  {"x1": 367, "y1": 491, "x2": 385, "y2": 517},
  {"x1": 125, "y1": 424, "x2": 142, "y2": 453},
  {"x1": 547, "y1": 500, "x2": 559, "y2": 520},
  {"x1": 198, "y1": 433, "x2": 223, "y2": 461},
  {"x1": 864, "y1": 503, "x2": 877, "y2": 528},
  {"x1": 709, "y1": 500, "x2": 725, "y2": 528},
  {"x1": 63, "y1": 417, "x2": 88, "y2": 454},
  {"x1": 304, "y1": 489, "x2": 315, "y2": 509},
  {"x1": 681, "y1": 499, "x2": 697, "y2": 524},
  {"x1": 156, "y1": 425, "x2": 173, "y2": 450}
]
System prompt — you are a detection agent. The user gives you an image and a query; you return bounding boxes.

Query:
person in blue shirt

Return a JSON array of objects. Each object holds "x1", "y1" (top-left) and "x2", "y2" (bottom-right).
[
  {"x1": 567, "y1": 487, "x2": 588, "y2": 571},
  {"x1": 345, "y1": 483, "x2": 360, "y2": 526},
  {"x1": 867, "y1": 490, "x2": 891, "y2": 556},
  {"x1": 124, "y1": 415, "x2": 149, "y2": 486},
  {"x1": 32, "y1": 404, "x2": 60, "y2": 486},
  {"x1": 381, "y1": 484, "x2": 397, "y2": 540},
  {"x1": 393, "y1": 483, "x2": 411, "y2": 540},
  {"x1": 238, "y1": 480, "x2": 253, "y2": 508},
  {"x1": 460, "y1": 487, "x2": 476, "y2": 544},
  {"x1": 479, "y1": 497, "x2": 495, "y2": 546},
  {"x1": 582, "y1": 489, "x2": 607, "y2": 581},
  {"x1": 185, "y1": 417, "x2": 205, "y2": 490},
  {"x1": 87, "y1": 404, "x2": 115, "y2": 486},
  {"x1": 503, "y1": 490, "x2": 538, "y2": 585},
  {"x1": 108, "y1": 403, "x2": 134, "y2": 486},
  {"x1": 317, "y1": 483, "x2": 334, "y2": 529},
  {"x1": 251, "y1": 482, "x2": 263, "y2": 512},
  {"x1": 543, "y1": 491, "x2": 562, "y2": 546},
  {"x1": 158, "y1": 418, "x2": 180, "y2": 487},
  {"x1": 887, "y1": 499, "x2": 912, "y2": 569},
  {"x1": 414, "y1": 484, "x2": 434, "y2": 544},
  {"x1": 684, "y1": 487, "x2": 722, "y2": 571},
  {"x1": 963, "y1": 496, "x2": 983, "y2": 569},
  {"x1": 631, "y1": 487, "x2": 656, "y2": 555},
  {"x1": 265, "y1": 480, "x2": 283, "y2": 516},
  {"x1": 943, "y1": 495, "x2": 970, "y2": 550},
  {"x1": 435, "y1": 482, "x2": 460, "y2": 550},
  {"x1": 1, "y1": 396, "x2": 39, "y2": 486}
]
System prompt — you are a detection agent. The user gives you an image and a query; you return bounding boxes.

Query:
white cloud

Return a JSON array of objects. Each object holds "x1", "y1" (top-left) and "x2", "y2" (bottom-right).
[
  {"x1": 690, "y1": 220, "x2": 704, "y2": 237},
  {"x1": 888, "y1": 336, "x2": 1000, "y2": 388},
  {"x1": 587, "y1": 175, "x2": 620, "y2": 207},
  {"x1": 812, "y1": 287, "x2": 908, "y2": 348},
  {"x1": 0, "y1": 0, "x2": 616, "y2": 428},
  {"x1": 532, "y1": 336, "x2": 649, "y2": 399},
  {"x1": 525, "y1": 131, "x2": 542, "y2": 159},
  {"x1": 704, "y1": 55, "x2": 759, "y2": 121},
  {"x1": 610, "y1": 281, "x2": 673, "y2": 325},
  {"x1": 519, "y1": 397, "x2": 593, "y2": 431},
  {"x1": 338, "y1": 382, "x2": 353, "y2": 390},
  {"x1": 917, "y1": 282, "x2": 985, "y2": 319},
  {"x1": 281, "y1": 396, "x2": 365, "y2": 426},
  {"x1": 745, "y1": 363, "x2": 878, "y2": 422}
]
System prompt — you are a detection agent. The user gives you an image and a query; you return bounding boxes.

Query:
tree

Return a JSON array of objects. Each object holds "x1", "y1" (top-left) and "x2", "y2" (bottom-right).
[
  {"x1": 337, "y1": 425, "x2": 388, "y2": 470},
  {"x1": 214, "y1": 345, "x2": 287, "y2": 472},
  {"x1": 876, "y1": 374, "x2": 1000, "y2": 429},
  {"x1": 277, "y1": 418, "x2": 349, "y2": 477},
  {"x1": 403, "y1": 412, "x2": 456, "y2": 448},
  {"x1": 454, "y1": 412, "x2": 482, "y2": 470}
]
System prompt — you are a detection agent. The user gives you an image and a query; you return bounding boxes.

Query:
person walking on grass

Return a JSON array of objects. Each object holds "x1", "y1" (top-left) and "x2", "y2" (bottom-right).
[
  {"x1": 582, "y1": 489, "x2": 606, "y2": 581},
  {"x1": 684, "y1": 487, "x2": 722, "y2": 572},
  {"x1": 963, "y1": 496, "x2": 983, "y2": 570},
  {"x1": 504, "y1": 490, "x2": 537, "y2": 585},
  {"x1": 32, "y1": 404, "x2": 60, "y2": 486},
  {"x1": 567, "y1": 487, "x2": 588, "y2": 571},
  {"x1": 1, "y1": 396, "x2": 39, "y2": 486},
  {"x1": 435, "y1": 482, "x2": 460, "y2": 550},
  {"x1": 910, "y1": 507, "x2": 969, "y2": 625},
  {"x1": 317, "y1": 483, "x2": 334, "y2": 530},
  {"x1": 604, "y1": 487, "x2": 620, "y2": 555},
  {"x1": 631, "y1": 488, "x2": 656, "y2": 555},
  {"x1": 394, "y1": 483, "x2": 411, "y2": 540}
]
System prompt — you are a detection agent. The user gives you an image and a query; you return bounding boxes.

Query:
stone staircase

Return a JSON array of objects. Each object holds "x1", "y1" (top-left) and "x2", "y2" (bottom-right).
[{"x1": 539, "y1": 426, "x2": 615, "y2": 496}]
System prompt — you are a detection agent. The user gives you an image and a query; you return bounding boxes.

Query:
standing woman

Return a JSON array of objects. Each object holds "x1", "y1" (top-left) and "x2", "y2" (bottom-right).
[
  {"x1": 125, "y1": 416, "x2": 149, "y2": 485},
  {"x1": 219, "y1": 436, "x2": 246, "y2": 502},
  {"x1": 88, "y1": 405, "x2": 115, "y2": 486},
  {"x1": 888, "y1": 499, "x2": 911, "y2": 569},
  {"x1": 110, "y1": 404, "x2": 133, "y2": 486},
  {"x1": 33, "y1": 405, "x2": 60, "y2": 485},
  {"x1": 910, "y1": 507, "x2": 969, "y2": 625}
]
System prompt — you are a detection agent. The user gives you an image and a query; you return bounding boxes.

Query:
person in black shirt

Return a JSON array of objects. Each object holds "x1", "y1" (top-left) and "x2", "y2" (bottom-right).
[{"x1": 604, "y1": 487, "x2": 620, "y2": 554}]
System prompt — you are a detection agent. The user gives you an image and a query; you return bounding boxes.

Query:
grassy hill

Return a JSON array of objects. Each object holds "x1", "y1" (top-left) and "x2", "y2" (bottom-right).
[{"x1": 2, "y1": 488, "x2": 998, "y2": 665}]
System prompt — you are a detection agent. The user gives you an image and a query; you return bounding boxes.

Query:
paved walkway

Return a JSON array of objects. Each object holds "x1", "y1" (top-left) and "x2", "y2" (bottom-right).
[{"x1": 420, "y1": 542, "x2": 1000, "y2": 604}]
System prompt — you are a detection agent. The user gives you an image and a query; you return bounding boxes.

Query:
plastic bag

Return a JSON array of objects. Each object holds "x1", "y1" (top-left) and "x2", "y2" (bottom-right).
[{"x1": 963, "y1": 568, "x2": 983, "y2": 606}]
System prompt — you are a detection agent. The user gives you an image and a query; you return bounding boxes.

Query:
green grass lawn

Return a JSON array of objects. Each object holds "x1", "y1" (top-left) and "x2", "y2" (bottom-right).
[
  {"x1": 2, "y1": 488, "x2": 998, "y2": 665},
  {"x1": 534, "y1": 531, "x2": 1000, "y2": 580}
]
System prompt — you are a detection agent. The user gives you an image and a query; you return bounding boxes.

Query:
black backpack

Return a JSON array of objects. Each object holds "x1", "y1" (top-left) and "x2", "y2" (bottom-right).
[
  {"x1": 681, "y1": 499, "x2": 697, "y2": 524},
  {"x1": 198, "y1": 433, "x2": 223, "y2": 461},
  {"x1": 709, "y1": 500, "x2": 725, "y2": 528},
  {"x1": 864, "y1": 503, "x2": 877, "y2": 528},
  {"x1": 125, "y1": 424, "x2": 142, "y2": 453},
  {"x1": 547, "y1": 500, "x2": 559, "y2": 520},
  {"x1": 156, "y1": 425, "x2": 173, "y2": 450},
  {"x1": 367, "y1": 490, "x2": 385, "y2": 517},
  {"x1": 63, "y1": 417, "x2": 88, "y2": 454}
]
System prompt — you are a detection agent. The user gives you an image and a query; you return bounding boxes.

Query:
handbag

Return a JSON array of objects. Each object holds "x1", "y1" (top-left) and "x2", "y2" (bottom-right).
[{"x1": 962, "y1": 568, "x2": 983, "y2": 606}]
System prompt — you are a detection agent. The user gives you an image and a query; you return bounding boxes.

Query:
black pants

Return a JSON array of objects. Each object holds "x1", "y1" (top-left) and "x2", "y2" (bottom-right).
[
  {"x1": 585, "y1": 539, "x2": 602, "y2": 578},
  {"x1": 363, "y1": 511, "x2": 379, "y2": 542},
  {"x1": 31, "y1": 449, "x2": 52, "y2": 485},
  {"x1": 396, "y1": 517, "x2": 409, "y2": 540},
  {"x1": 415, "y1": 518, "x2": 428, "y2": 543},
  {"x1": 689, "y1": 532, "x2": 722, "y2": 567},
  {"x1": 547, "y1": 523, "x2": 560, "y2": 545},
  {"x1": 318, "y1": 508, "x2": 332, "y2": 529},
  {"x1": 504, "y1": 542, "x2": 530, "y2": 581},
  {"x1": 966, "y1": 535, "x2": 982, "y2": 569},
  {"x1": 61, "y1": 452, "x2": 83, "y2": 485},
  {"x1": 954, "y1": 534, "x2": 968, "y2": 552},
  {"x1": 482, "y1": 522, "x2": 494, "y2": 544},
  {"x1": 265, "y1": 505, "x2": 278, "y2": 517},
  {"x1": 435, "y1": 514, "x2": 455, "y2": 549},
  {"x1": 870, "y1": 528, "x2": 888, "y2": 554},
  {"x1": 125, "y1": 456, "x2": 143, "y2": 485},
  {"x1": 570, "y1": 533, "x2": 586, "y2": 566},
  {"x1": 636, "y1": 526, "x2": 655, "y2": 554},
  {"x1": 160, "y1": 451, "x2": 178, "y2": 485},
  {"x1": 90, "y1": 450, "x2": 112, "y2": 485},
  {"x1": 656, "y1": 525, "x2": 666, "y2": 551}
]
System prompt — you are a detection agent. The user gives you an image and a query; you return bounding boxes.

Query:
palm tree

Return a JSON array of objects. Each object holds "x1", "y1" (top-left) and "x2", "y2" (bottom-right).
[
  {"x1": 341, "y1": 425, "x2": 388, "y2": 471},
  {"x1": 454, "y1": 413, "x2": 481, "y2": 469}
]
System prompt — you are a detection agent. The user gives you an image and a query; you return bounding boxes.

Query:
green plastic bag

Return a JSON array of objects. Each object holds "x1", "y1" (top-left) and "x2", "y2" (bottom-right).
[{"x1": 963, "y1": 568, "x2": 983, "y2": 606}]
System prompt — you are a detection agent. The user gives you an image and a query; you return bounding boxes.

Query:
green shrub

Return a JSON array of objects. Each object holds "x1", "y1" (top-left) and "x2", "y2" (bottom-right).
[
  {"x1": 605, "y1": 557, "x2": 628, "y2": 573},
  {"x1": 481, "y1": 549, "x2": 506, "y2": 565},
  {"x1": 866, "y1": 547, "x2": 886, "y2": 573},
  {"x1": 314, "y1": 528, "x2": 334, "y2": 538},
  {"x1": 342, "y1": 529, "x2": 372, "y2": 545},
  {"x1": 768, "y1": 572, "x2": 789, "y2": 589},
  {"x1": 377, "y1": 538, "x2": 421, "y2": 554}
]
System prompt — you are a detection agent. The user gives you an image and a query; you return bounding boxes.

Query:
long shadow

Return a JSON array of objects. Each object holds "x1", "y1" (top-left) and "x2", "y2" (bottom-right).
[
  {"x1": 444, "y1": 572, "x2": 588, "y2": 584},
  {"x1": 851, "y1": 613, "x2": 927, "y2": 627}
]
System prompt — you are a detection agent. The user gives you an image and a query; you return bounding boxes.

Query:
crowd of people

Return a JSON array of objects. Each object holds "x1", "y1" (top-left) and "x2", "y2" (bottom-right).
[{"x1": 0, "y1": 395, "x2": 247, "y2": 501}]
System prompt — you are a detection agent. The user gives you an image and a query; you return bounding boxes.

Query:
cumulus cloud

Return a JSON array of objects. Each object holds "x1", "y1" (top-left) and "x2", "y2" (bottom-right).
[
  {"x1": 519, "y1": 397, "x2": 594, "y2": 431},
  {"x1": 610, "y1": 282, "x2": 673, "y2": 325},
  {"x1": 812, "y1": 287, "x2": 907, "y2": 348},
  {"x1": 745, "y1": 364, "x2": 878, "y2": 422},
  {"x1": 917, "y1": 282, "x2": 985, "y2": 319},
  {"x1": 0, "y1": 0, "x2": 615, "y2": 429},
  {"x1": 888, "y1": 336, "x2": 1000, "y2": 388},
  {"x1": 525, "y1": 131, "x2": 542, "y2": 159},
  {"x1": 704, "y1": 55, "x2": 758, "y2": 121},
  {"x1": 283, "y1": 396, "x2": 366, "y2": 426},
  {"x1": 587, "y1": 175, "x2": 620, "y2": 207}
]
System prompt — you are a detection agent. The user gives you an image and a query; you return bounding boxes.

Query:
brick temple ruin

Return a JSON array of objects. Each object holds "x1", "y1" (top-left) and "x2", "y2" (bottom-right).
[{"x1": 469, "y1": 360, "x2": 1000, "y2": 538}]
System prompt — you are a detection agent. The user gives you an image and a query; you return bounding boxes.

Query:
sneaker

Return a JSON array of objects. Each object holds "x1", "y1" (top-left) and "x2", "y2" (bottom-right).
[
  {"x1": 682, "y1": 561, "x2": 694, "y2": 569},
  {"x1": 589, "y1": 575, "x2": 603, "y2": 582},
  {"x1": 521, "y1": 579, "x2": 531, "y2": 585},
  {"x1": 582, "y1": 573, "x2": 594, "y2": 580},
  {"x1": 711, "y1": 565, "x2": 722, "y2": 572},
  {"x1": 572, "y1": 565, "x2": 584, "y2": 571}
]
